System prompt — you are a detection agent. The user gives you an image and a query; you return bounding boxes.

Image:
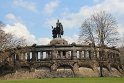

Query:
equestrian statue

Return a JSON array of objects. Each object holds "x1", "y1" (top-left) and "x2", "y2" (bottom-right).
[{"x1": 52, "y1": 20, "x2": 64, "y2": 38}]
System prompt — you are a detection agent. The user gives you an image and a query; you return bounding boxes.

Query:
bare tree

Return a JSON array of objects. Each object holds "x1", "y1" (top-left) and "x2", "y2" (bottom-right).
[
  {"x1": 79, "y1": 18, "x2": 95, "y2": 46},
  {"x1": 0, "y1": 21, "x2": 26, "y2": 63},
  {"x1": 79, "y1": 11, "x2": 119, "y2": 47},
  {"x1": 0, "y1": 21, "x2": 26, "y2": 51},
  {"x1": 79, "y1": 11, "x2": 119, "y2": 77}
]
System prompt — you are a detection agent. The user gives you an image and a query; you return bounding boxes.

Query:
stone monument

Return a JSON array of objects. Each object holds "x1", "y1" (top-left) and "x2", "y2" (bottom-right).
[
  {"x1": 50, "y1": 20, "x2": 68, "y2": 45},
  {"x1": 0, "y1": 19, "x2": 123, "y2": 79}
]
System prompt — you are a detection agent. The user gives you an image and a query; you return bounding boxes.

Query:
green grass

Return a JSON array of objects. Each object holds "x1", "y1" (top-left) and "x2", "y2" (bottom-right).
[{"x1": 0, "y1": 77, "x2": 124, "y2": 83}]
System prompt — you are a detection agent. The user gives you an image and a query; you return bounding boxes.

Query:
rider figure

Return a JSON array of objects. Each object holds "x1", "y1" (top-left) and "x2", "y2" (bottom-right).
[{"x1": 56, "y1": 19, "x2": 61, "y2": 28}]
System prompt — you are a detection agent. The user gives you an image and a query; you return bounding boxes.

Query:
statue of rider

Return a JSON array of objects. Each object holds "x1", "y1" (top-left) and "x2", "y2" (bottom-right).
[{"x1": 52, "y1": 19, "x2": 64, "y2": 38}]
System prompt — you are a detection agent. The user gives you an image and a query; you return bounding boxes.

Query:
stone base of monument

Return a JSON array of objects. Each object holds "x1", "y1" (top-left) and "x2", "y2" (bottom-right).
[{"x1": 50, "y1": 38, "x2": 68, "y2": 45}]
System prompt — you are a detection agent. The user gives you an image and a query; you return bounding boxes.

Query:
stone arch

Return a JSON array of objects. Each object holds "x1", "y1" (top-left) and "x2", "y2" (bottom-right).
[
  {"x1": 35, "y1": 65, "x2": 51, "y2": 71},
  {"x1": 56, "y1": 62, "x2": 74, "y2": 70},
  {"x1": 19, "y1": 66, "x2": 30, "y2": 71},
  {"x1": 56, "y1": 64, "x2": 74, "y2": 77},
  {"x1": 79, "y1": 64, "x2": 94, "y2": 70},
  {"x1": 57, "y1": 64, "x2": 73, "y2": 71},
  {"x1": 78, "y1": 66, "x2": 97, "y2": 77}
]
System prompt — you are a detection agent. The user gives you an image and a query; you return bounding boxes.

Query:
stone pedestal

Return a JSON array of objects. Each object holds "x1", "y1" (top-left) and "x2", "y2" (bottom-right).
[{"x1": 50, "y1": 38, "x2": 68, "y2": 45}]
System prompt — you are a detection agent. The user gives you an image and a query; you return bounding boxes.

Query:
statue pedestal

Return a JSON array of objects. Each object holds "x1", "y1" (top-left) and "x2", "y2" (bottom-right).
[{"x1": 49, "y1": 38, "x2": 68, "y2": 45}]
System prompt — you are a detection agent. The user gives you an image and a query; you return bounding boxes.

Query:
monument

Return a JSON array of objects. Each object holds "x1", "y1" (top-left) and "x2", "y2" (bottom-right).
[
  {"x1": 52, "y1": 19, "x2": 64, "y2": 38},
  {"x1": 0, "y1": 20, "x2": 123, "y2": 79},
  {"x1": 50, "y1": 20, "x2": 68, "y2": 45}
]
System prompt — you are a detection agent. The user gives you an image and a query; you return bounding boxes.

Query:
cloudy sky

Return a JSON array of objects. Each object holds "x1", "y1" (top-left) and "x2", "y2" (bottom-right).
[{"x1": 0, "y1": 0, "x2": 124, "y2": 45}]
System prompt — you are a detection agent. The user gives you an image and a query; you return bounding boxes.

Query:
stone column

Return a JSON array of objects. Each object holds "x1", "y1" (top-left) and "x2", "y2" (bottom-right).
[
  {"x1": 89, "y1": 50, "x2": 91, "y2": 59},
  {"x1": 77, "y1": 51, "x2": 80, "y2": 59},
  {"x1": 16, "y1": 54, "x2": 19, "y2": 61},
  {"x1": 47, "y1": 51, "x2": 51, "y2": 60},
  {"x1": 85, "y1": 50, "x2": 89, "y2": 59},
  {"x1": 79, "y1": 51, "x2": 82, "y2": 59},
  {"x1": 27, "y1": 52, "x2": 30, "y2": 62},
  {"x1": 90, "y1": 48, "x2": 96, "y2": 59},
  {"x1": 21, "y1": 52, "x2": 26, "y2": 61},
  {"x1": 49, "y1": 51, "x2": 52, "y2": 60},
  {"x1": 91, "y1": 49, "x2": 96, "y2": 59},
  {"x1": 71, "y1": 51, "x2": 73, "y2": 59},
  {"x1": 36, "y1": 52, "x2": 38, "y2": 61},
  {"x1": 40, "y1": 51, "x2": 43, "y2": 60},
  {"x1": 84, "y1": 50, "x2": 86, "y2": 59},
  {"x1": 32, "y1": 51, "x2": 37, "y2": 61},
  {"x1": 51, "y1": 50, "x2": 56, "y2": 60},
  {"x1": 72, "y1": 50, "x2": 77, "y2": 59},
  {"x1": 68, "y1": 51, "x2": 71, "y2": 59},
  {"x1": 45, "y1": 51, "x2": 48, "y2": 59}
]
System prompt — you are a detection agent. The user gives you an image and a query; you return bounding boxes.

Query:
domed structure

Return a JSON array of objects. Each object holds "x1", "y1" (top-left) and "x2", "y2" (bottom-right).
[{"x1": 50, "y1": 38, "x2": 68, "y2": 45}]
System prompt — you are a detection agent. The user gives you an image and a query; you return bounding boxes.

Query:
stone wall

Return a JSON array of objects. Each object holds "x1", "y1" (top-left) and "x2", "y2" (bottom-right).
[
  {"x1": 0, "y1": 67, "x2": 123, "y2": 80},
  {"x1": 0, "y1": 38, "x2": 123, "y2": 79}
]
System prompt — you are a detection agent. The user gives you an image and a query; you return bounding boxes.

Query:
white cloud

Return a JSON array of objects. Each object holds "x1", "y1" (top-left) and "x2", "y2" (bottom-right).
[
  {"x1": 44, "y1": 0, "x2": 60, "y2": 15},
  {"x1": 46, "y1": 0, "x2": 124, "y2": 36},
  {"x1": 5, "y1": 13, "x2": 18, "y2": 22},
  {"x1": 46, "y1": 6, "x2": 97, "y2": 29},
  {"x1": 37, "y1": 38, "x2": 51, "y2": 45},
  {"x1": 2, "y1": 22, "x2": 52, "y2": 45},
  {"x1": 63, "y1": 35, "x2": 79, "y2": 44},
  {"x1": 13, "y1": 0, "x2": 36, "y2": 12},
  {"x1": 3, "y1": 23, "x2": 36, "y2": 45},
  {"x1": 3, "y1": 12, "x2": 82, "y2": 45},
  {"x1": 4, "y1": 13, "x2": 78, "y2": 45},
  {"x1": 3, "y1": 0, "x2": 124, "y2": 46},
  {"x1": 3, "y1": 22, "x2": 78, "y2": 45}
]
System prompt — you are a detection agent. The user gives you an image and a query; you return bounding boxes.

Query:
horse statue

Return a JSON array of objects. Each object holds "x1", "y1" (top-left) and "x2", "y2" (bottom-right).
[{"x1": 52, "y1": 20, "x2": 64, "y2": 38}]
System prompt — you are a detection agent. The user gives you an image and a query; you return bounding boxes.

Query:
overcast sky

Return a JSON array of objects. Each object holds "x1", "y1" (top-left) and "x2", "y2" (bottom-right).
[{"x1": 0, "y1": 0, "x2": 124, "y2": 45}]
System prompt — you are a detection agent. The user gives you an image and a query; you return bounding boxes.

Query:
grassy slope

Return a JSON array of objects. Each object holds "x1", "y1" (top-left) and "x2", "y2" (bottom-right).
[{"x1": 0, "y1": 77, "x2": 124, "y2": 83}]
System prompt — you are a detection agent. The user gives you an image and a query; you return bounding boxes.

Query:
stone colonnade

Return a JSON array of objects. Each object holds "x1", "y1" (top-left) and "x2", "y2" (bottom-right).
[{"x1": 4, "y1": 45, "x2": 120, "y2": 65}]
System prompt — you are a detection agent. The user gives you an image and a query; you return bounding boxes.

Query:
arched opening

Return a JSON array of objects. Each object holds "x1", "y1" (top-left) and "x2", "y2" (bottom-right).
[
  {"x1": 79, "y1": 66, "x2": 97, "y2": 77},
  {"x1": 36, "y1": 65, "x2": 51, "y2": 72},
  {"x1": 57, "y1": 64, "x2": 74, "y2": 77},
  {"x1": 18, "y1": 66, "x2": 30, "y2": 71}
]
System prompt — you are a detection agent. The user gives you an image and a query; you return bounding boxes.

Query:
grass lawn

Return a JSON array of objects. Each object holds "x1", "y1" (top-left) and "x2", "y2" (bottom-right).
[{"x1": 0, "y1": 77, "x2": 124, "y2": 83}]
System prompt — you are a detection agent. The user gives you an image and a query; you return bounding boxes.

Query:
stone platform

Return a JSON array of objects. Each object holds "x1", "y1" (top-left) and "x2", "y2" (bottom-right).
[{"x1": 50, "y1": 38, "x2": 68, "y2": 45}]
